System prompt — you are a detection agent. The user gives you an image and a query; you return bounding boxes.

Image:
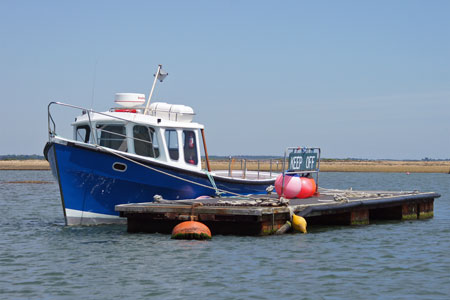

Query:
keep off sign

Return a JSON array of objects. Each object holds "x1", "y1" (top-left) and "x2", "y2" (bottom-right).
[{"x1": 288, "y1": 152, "x2": 317, "y2": 171}]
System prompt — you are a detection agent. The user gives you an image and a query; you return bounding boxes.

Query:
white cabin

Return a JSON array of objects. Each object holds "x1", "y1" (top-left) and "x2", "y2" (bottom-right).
[{"x1": 72, "y1": 94, "x2": 203, "y2": 171}]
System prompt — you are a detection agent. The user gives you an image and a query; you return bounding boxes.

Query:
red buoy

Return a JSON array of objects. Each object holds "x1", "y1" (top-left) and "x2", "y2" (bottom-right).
[
  {"x1": 297, "y1": 177, "x2": 316, "y2": 199},
  {"x1": 171, "y1": 221, "x2": 212, "y2": 240}
]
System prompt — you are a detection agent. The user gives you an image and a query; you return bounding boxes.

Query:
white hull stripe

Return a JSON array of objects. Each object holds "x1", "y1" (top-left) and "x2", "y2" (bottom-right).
[{"x1": 65, "y1": 208, "x2": 126, "y2": 226}]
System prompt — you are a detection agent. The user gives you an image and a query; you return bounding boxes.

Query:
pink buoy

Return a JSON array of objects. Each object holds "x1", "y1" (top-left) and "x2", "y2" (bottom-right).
[
  {"x1": 297, "y1": 177, "x2": 316, "y2": 199},
  {"x1": 275, "y1": 174, "x2": 302, "y2": 199}
]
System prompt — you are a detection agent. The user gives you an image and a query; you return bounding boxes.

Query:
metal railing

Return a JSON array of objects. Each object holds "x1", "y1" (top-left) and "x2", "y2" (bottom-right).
[
  {"x1": 200, "y1": 157, "x2": 280, "y2": 179},
  {"x1": 48, "y1": 102, "x2": 159, "y2": 157},
  {"x1": 225, "y1": 157, "x2": 282, "y2": 179},
  {"x1": 201, "y1": 156, "x2": 282, "y2": 179}
]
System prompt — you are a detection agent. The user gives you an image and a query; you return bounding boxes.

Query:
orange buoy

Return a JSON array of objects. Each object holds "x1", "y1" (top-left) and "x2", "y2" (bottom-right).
[
  {"x1": 171, "y1": 221, "x2": 212, "y2": 240},
  {"x1": 310, "y1": 178, "x2": 317, "y2": 195}
]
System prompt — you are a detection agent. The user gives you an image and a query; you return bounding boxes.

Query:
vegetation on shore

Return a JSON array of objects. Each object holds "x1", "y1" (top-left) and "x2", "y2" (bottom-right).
[
  {"x1": 0, "y1": 155, "x2": 45, "y2": 160},
  {"x1": 0, "y1": 160, "x2": 49, "y2": 170},
  {"x1": 203, "y1": 159, "x2": 450, "y2": 173},
  {"x1": 1, "y1": 156, "x2": 450, "y2": 173}
]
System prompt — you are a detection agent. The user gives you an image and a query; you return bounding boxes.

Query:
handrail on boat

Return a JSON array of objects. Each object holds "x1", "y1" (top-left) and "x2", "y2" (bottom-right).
[
  {"x1": 47, "y1": 101, "x2": 159, "y2": 158},
  {"x1": 47, "y1": 102, "x2": 57, "y2": 140}
]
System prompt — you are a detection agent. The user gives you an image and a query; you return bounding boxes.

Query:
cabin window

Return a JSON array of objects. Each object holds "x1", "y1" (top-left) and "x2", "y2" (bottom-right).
[
  {"x1": 76, "y1": 125, "x2": 91, "y2": 143},
  {"x1": 165, "y1": 129, "x2": 179, "y2": 160},
  {"x1": 97, "y1": 124, "x2": 128, "y2": 152},
  {"x1": 133, "y1": 126, "x2": 159, "y2": 158},
  {"x1": 183, "y1": 130, "x2": 198, "y2": 165}
]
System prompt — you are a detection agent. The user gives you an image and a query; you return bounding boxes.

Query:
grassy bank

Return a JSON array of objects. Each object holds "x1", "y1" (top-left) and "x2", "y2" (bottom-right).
[
  {"x1": 204, "y1": 159, "x2": 450, "y2": 173},
  {"x1": 318, "y1": 160, "x2": 450, "y2": 173},
  {"x1": 1, "y1": 159, "x2": 450, "y2": 173},
  {"x1": 0, "y1": 160, "x2": 51, "y2": 170}
]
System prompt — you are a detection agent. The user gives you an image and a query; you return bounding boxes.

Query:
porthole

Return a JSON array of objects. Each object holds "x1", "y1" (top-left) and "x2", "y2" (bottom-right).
[{"x1": 112, "y1": 162, "x2": 127, "y2": 172}]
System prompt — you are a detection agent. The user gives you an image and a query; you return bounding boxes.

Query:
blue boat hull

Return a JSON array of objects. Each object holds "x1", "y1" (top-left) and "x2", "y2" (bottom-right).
[{"x1": 44, "y1": 142, "x2": 274, "y2": 225}]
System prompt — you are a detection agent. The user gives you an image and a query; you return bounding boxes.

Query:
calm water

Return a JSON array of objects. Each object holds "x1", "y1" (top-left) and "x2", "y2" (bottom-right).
[{"x1": 0, "y1": 171, "x2": 449, "y2": 300}]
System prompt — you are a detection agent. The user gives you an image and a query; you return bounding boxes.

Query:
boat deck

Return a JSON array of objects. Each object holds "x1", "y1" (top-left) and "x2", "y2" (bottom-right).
[{"x1": 115, "y1": 188, "x2": 440, "y2": 235}]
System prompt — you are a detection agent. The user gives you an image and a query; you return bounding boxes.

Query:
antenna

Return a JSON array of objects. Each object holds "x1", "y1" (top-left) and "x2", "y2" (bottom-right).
[{"x1": 90, "y1": 58, "x2": 99, "y2": 109}]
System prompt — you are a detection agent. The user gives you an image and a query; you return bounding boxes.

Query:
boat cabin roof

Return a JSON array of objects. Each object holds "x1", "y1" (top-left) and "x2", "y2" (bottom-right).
[{"x1": 73, "y1": 110, "x2": 204, "y2": 130}]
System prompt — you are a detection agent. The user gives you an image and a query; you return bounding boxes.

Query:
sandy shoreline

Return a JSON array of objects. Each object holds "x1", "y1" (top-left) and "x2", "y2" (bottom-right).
[
  {"x1": 0, "y1": 160, "x2": 51, "y2": 170},
  {"x1": 319, "y1": 160, "x2": 450, "y2": 173},
  {"x1": 206, "y1": 160, "x2": 450, "y2": 173},
  {"x1": 1, "y1": 159, "x2": 450, "y2": 173}
]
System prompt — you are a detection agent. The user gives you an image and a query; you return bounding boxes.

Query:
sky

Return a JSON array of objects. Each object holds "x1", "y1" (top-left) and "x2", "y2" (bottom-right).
[{"x1": 0, "y1": 0, "x2": 449, "y2": 159}]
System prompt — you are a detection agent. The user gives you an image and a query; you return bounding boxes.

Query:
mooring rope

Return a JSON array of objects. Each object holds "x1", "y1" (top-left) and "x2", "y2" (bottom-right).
[
  {"x1": 97, "y1": 145, "x2": 265, "y2": 200},
  {"x1": 204, "y1": 170, "x2": 224, "y2": 196},
  {"x1": 318, "y1": 187, "x2": 418, "y2": 202}
]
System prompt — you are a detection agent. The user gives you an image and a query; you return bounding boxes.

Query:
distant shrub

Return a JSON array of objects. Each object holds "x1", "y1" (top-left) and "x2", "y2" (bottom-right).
[{"x1": 0, "y1": 155, "x2": 45, "y2": 160}]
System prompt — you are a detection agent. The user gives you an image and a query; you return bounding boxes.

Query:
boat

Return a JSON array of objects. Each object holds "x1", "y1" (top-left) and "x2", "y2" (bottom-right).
[{"x1": 44, "y1": 65, "x2": 278, "y2": 225}]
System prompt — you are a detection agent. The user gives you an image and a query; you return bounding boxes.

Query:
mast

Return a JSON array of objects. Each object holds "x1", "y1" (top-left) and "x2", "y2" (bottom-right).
[
  {"x1": 144, "y1": 64, "x2": 167, "y2": 115},
  {"x1": 201, "y1": 128, "x2": 212, "y2": 172}
]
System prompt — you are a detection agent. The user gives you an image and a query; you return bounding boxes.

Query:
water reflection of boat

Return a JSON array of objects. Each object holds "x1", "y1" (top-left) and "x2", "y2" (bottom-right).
[{"x1": 44, "y1": 65, "x2": 276, "y2": 225}]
